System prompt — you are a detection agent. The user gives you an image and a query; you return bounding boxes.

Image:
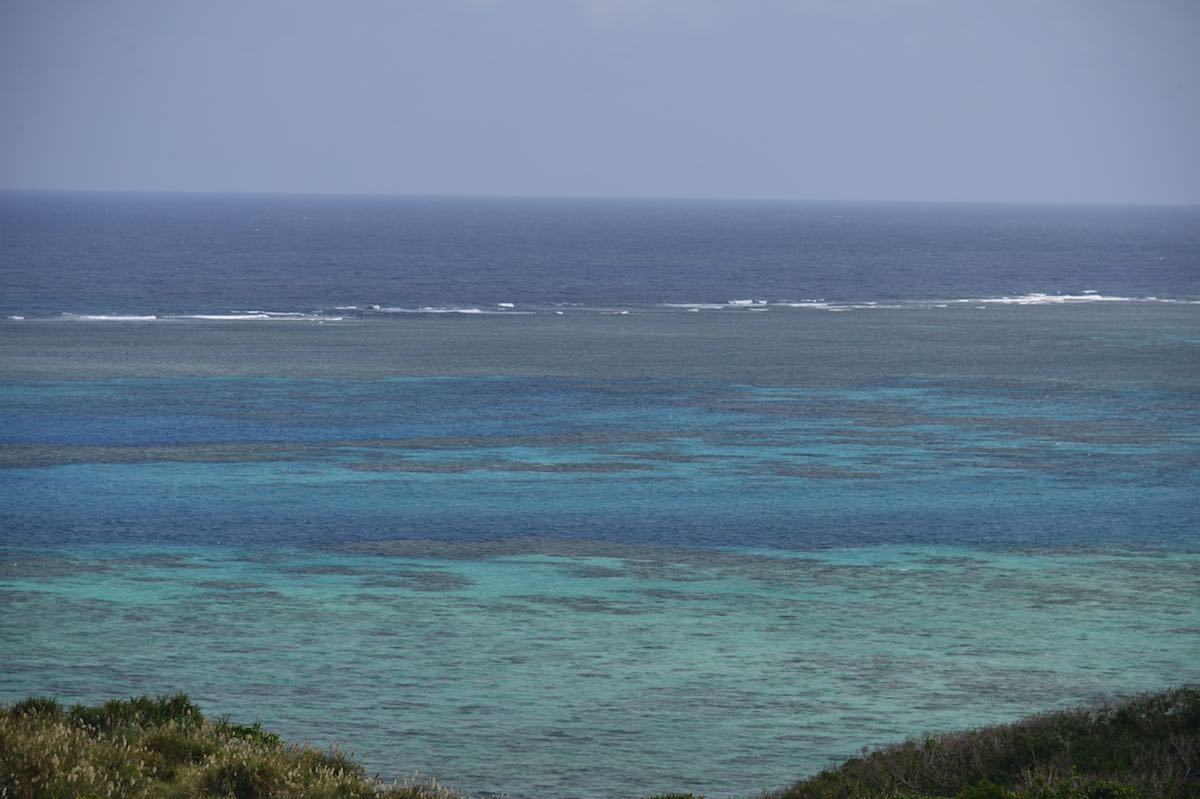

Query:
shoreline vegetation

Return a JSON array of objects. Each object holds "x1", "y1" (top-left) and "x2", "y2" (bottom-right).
[{"x1": 1, "y1": 688, "x2": 1195, "y2": 799}]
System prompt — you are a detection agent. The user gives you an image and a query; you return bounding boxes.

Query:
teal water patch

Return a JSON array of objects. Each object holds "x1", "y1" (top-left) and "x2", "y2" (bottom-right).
[
  {"x1": 3, "y1": 372, "x2": 1197, "y2": 550},
  {"x1": 2, "y1": 540, "x2": 1197, "y2": 798},
  {"x1": 2, "y1": 309, "x2": 1197, "y2": 795}
]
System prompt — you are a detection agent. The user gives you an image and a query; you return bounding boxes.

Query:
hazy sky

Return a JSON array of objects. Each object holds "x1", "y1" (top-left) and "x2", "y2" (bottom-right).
[{"x1": 2, "y1": 0, "x2": 1198, "y2": 203}]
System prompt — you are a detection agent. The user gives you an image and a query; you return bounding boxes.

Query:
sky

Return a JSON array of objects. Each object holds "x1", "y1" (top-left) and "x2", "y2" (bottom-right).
[{"x1": 1, "y1": 0, "x2": 1198, "y2": 204}]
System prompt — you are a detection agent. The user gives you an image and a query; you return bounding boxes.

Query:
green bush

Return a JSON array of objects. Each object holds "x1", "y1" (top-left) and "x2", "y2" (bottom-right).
[
  {"x1": 215, "y1": 718, "x2": 283, "y2": 747},
  {"x1": 1078, "y1": 781, "x2": 1141, "y2": 799},
  {"x1": 0, "y1": 694, "x2": 446, "y2": 799},
  {"x1": 68, "y1": 692, "x2": 204, "y2": 732},
  {"x1": 958, "y1": 782, "x2": 1018, "y2": 799},
  {"x1": 196, "y1": 754, "x2": 284, "y2": 799},
  {"x1": 6, "y1": 696, "x2": 63, "y2": 719},
  {"x1": 777, "y1": 687, "x2": 1198, "y2": 799}
]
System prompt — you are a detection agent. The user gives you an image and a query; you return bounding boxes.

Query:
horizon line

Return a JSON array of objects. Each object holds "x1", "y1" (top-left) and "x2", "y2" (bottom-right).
[{"x1": 2, "y1": 186, "x2": 1198, "y2": 210}]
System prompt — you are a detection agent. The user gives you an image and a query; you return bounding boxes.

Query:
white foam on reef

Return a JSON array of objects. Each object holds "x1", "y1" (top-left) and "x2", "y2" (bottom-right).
[
  {"x1": 778, "y1": 301, "x2": 835, "y2": 310},
  {"x1": 375, "y1": 306, "x2": 490, "y2": 315},
  {"x1": 242, "y1": 311, "x2": 314, "y2": 317},
  {"x1": 390, "y1": 305, "x2": 534, "y2": 315},
  {"x1": 660, "y1": 299, "x2": 775, "y2": 311},
  {"x1": 170, "y1": 311, "x2": 343, "y2": 321},
  {"x1": 55, "y1": 311, "x2": 345, "y2": 323},
  {"x1": 62, "y1": 314, "x2": 159, "y2": 321},
  {"x1": 753, "y1": 300, "x2": 905, "y2": 311},
  {"x1": 956, "y1": 293, "x2": 1131, "y2": 305},
  {"x1": 949, "y1": 293, "x2": 1196, "y2": 306},
  {"x1": 910, "y1": 293, "x2": 1195, "y2": 309},
  {"x1": 28, "y1": 292, "x2": 1200, "y2": 323},
  {"x1": 660, "y1": 293, "x2": 1198, "y2": 314},
  {"x1": 177, "y1": 314, "x2": 272, "y2": 320}
]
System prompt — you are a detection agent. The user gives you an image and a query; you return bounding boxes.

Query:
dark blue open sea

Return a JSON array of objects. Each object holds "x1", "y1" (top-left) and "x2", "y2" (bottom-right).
[{"x1": 2, "y1": 192, "x2": 1198, "y2": 797}]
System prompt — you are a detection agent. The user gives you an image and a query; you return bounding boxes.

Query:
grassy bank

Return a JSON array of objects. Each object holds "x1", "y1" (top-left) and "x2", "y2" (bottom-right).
[
  {"x1": 1, "y1": 688, "x2": 1196, "y2": 799},
  {"x1": 774, "y1": 686, "x2": 1198, "y2": 799},
  {"x1": 0, "y1": 694, "x2": 451, "y2": 799}
]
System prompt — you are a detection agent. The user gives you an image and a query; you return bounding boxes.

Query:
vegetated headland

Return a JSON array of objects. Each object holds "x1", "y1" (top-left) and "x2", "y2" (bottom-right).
[{"x1": 1, "y1": 687, "x2": 1196, "y2": 799}]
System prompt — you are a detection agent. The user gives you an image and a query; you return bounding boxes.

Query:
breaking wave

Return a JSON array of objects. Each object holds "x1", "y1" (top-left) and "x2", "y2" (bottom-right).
[{"x1": 4, "y1": 292, "x2": 1195, "y2": 323}]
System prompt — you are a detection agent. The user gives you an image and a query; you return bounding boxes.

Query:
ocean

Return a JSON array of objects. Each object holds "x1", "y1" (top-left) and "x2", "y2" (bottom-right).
[{"x1": 1, "y1": 192, "x2": 1198, "y2": 797}]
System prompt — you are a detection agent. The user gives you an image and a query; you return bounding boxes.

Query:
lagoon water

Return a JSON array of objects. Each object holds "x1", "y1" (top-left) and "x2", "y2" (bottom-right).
[{"x1": 1, "y1": 193, "x2": 1198, "y2": 797}]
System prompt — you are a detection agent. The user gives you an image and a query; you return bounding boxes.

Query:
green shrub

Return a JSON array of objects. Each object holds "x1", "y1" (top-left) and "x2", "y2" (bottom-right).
[
  {"x1": 290, "y1": 743, "x2": 364, "y2": 777},
  {"x1": 142, "y1": 725, "x2": 217, "y2": 780},
  {"x1": 6, "y1": 696, "x2": 63, "y2": 719},
  {"x1": 215, "y1": 718, "x2": 283, "y2": 747},
  {"x1": 69, "y1": 692, "x2": 204, "y2": 732},
  {"x1": 1079, "y1": 781, "x2": 1141, "y2": 799},
  {"x1": 196, "y1": 754, "x2": 284, "y2": 798},
  {"x1": 958, "y1": 782, "x2": 1018, "y2": 799},
  {"x1": 1, "y1": 694, "x2": 452, "y2": 799},
  {"x1": 777, "y1": 687, "x2": 1198, "y2": 799},
  {"x1": 375, "y1": 775, "x2": 463, "y2": 799}
]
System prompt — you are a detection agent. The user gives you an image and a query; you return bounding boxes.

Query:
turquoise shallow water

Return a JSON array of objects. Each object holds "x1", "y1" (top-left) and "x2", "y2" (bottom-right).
[
  {"x1": 3, "y1": 541, "x2": 1197, "y2": 797},
  {"x1": 2, "y1": 307, "x2": 1198, "y2": 797}
]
